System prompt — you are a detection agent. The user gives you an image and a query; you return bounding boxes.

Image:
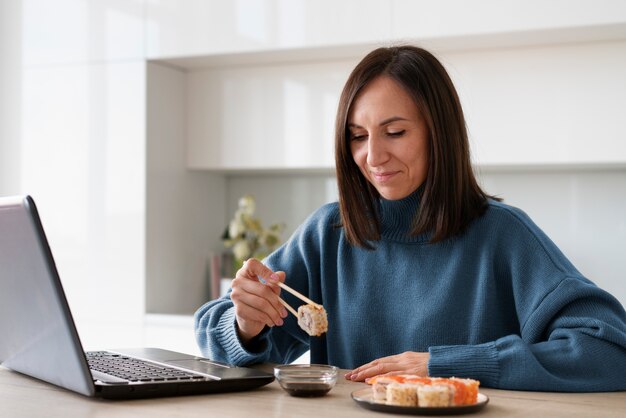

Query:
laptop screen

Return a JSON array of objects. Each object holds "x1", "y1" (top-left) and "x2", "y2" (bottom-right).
[
  {"x1": 0, "y1": 195, "x2": 95, "y2": 396},
  {"x1": 0, "y1": 195, "x2": 275, "y2": 399}
]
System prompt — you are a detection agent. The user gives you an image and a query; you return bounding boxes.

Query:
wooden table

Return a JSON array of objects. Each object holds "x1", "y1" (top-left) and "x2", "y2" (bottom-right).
[{"x1": 1, "y1": 365, "x2": 625, "y2": 417}]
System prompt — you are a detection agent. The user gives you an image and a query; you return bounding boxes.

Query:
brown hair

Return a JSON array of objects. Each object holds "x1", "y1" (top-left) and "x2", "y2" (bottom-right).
[{"x1": 335, "y1": 45, "x2": 495, "y2": 249}]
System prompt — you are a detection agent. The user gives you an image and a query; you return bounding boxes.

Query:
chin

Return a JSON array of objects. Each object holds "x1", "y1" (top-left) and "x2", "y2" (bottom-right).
[
  {"x1": 377, "y1": 184, "x2": 421, "y2": 200},
  {"x1": 378, "y1": 191, "x2": 410, "y2": 201}
]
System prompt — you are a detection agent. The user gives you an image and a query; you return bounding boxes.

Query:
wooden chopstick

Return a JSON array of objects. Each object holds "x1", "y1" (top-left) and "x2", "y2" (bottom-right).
[
  {"x1": 278, "y1": 297, "x2": 298, "y2": 318},
  {"x1": 277, "y1": 282, "x2": 322, "y2": 308}
]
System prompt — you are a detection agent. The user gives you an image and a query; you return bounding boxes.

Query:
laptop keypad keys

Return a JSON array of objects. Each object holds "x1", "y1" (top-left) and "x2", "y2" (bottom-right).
[{"x1": 86, "y1": 351, "x2": 207, "y2": 383}]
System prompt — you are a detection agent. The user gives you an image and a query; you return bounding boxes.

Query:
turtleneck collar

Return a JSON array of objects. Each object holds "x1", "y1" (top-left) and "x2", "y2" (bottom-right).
[{"x1": 377, "y1": 187, "x2": 431, "y2": 244}]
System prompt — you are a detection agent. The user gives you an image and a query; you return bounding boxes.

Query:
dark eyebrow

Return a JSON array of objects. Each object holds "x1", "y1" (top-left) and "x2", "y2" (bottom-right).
[
  {"x1": 379, "y1": 116, "x2": 409, "y2": 126},
  {"x1": 348, "y1": 116, "x2": 409, "y2": 129}
]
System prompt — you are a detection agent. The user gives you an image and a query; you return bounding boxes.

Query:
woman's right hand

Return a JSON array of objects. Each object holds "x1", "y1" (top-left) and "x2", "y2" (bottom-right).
[{"x1": 229, "y1": 258, "x2": 288, "y2": 344}]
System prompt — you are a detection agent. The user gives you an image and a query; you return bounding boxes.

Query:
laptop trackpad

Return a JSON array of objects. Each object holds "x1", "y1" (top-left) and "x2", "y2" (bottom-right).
[{"x1": 166, "y1": 359, "x2": 270, "y2": 380}]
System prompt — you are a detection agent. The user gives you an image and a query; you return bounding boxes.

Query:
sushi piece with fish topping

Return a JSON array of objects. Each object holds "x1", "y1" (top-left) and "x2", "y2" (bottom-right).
[
  {"x1": 367, "y1": 375, "x2": 480, "y2": 407},
  {"x1": 366, "y1": 375, "x2": 408, "y2": 402},
  {"x1": 450, "y1": 377, "x2": 479, "y2": 405}
]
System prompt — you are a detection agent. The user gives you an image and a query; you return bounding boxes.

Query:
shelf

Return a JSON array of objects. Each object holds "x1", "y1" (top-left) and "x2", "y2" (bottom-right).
[
  {"x1": 188, "y1": 162, "x2": 626, "y2": 176},
  {"x1": 189, "y1": 166, "x2": 335, "y2": 176},
  {"x1": 476, "y1": 162, "x2": 626, "y2": 173}
]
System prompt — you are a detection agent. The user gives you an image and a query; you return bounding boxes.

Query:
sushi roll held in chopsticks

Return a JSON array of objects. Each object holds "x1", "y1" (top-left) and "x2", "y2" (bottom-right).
[
  {"x1": 275, "y1": 282, "x2": 328, "y2": 337},
  {"x1": 297, "y1": 304, "x2": 328, "y2": 336}
]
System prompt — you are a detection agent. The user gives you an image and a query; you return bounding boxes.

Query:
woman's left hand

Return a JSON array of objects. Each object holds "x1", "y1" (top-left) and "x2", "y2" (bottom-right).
[{"x1": 345, "y1": 351, "x2": 430, "y2": 382}]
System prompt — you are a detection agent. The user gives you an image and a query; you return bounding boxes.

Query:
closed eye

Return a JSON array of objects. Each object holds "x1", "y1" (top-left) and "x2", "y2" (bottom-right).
[
  {"x1": 386, "y1": 130, "x2": 405, "y2": 138},
  {"x1": 350, "y1": 133, "x2": 367, "y2": 141}
]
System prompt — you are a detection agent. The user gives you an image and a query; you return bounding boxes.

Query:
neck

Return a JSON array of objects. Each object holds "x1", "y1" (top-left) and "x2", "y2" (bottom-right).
[{"x1": 378, "y1": 188, "x2": 430, "y2": 243}]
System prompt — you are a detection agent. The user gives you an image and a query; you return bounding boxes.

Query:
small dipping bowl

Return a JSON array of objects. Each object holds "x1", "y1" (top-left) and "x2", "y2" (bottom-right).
[{"x1": 274, "y1": 364, "x2": 338, "y2": 397}]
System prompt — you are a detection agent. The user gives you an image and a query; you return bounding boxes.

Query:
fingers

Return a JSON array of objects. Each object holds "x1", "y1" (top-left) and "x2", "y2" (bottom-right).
[
  {"x1": 345, "y1": 358, "x2": 395, "y2": 382},
  {"x1": 345, "y1": 352, "x2": 430, "y2": 382},
  {"x1": 237, "y1": 259, "x2": 285, "y2": 294},
  {"x1": 229, "y1": 258, "x2": 288, "y2": 340},
  {"x1": 241, "y1": 258, "x2": 282, "y2": 285},
  {"x1": 231, "y1": 275, "x2": 287, "y2": 326}
]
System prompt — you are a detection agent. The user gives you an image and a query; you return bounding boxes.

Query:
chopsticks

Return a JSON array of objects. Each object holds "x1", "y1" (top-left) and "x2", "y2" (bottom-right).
[
  {"x1": 275, "y1": 281, "x2": 323, "y2": 318},
  {"x1": 278, "y1": 297, "x2": 298, "y2": 317},
  {"x1": 255, "y1": 270, "x2": 322, "y2": 313},
  {"x1": 277, "y1": 281, "x2": 322, "y2": 308}
]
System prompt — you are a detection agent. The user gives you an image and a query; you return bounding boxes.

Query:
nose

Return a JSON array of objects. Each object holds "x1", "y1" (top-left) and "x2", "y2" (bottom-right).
[{"x1": 366, "y1": 134, "x2": 389, "y2": 167}]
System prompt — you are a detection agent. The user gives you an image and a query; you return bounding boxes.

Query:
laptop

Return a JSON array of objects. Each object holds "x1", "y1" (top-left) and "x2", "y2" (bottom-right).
[{"x1": 0, "y1": 195, "x2": 274, "y2": 399}]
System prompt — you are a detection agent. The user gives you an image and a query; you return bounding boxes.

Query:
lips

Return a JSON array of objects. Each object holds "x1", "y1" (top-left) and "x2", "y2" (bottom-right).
[{"x1": 370, "y1": 171, "x2": 398, "y2": 182}]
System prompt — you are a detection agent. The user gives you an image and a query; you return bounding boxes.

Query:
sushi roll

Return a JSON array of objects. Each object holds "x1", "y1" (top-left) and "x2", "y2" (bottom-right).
[
  {"x1": 450, "y1": 377, "x2": 479, "y2": 405},
  {"x1": 365, "y1": 375, "x2": 481, "y2": 407},
  {"x1": 368, "y1": 375, "x2": 407, "y2": 402},
  {"x1": 417, "y1": 384, "x2": 452, "y2": 407},
  {"x1": 386, "y1": 382, "x2": 419, "y2": 406},
  {"x1": 297, "y1": 304, "x2": 328, "y2": 336}
]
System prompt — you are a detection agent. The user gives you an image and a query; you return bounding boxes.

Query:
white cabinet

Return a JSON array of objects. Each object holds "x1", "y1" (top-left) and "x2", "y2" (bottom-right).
[
  {"x1": 145, "y1": 0, "x2": 391, "y2": 59},
  {"x1": 152, "y1": 0, "x2": 626, "y2": 171},
  {"x1": 164, "y1": 37, "x2": 626, "y2": 171},
  {"x1": 391, "y1": 0, "x2": 626, "y2": 46},
  {"x1": 444, "y1": 40, "x2": 626, "y2": 166},
  {"x1": 186, "y1": 58, "x2": 356, "y2": 170}
]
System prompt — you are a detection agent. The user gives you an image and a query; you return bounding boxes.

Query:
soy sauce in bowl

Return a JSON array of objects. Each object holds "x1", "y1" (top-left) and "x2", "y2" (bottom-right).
[{"x1": 274, "y1": 364, "x2": 338, "y2": 397}]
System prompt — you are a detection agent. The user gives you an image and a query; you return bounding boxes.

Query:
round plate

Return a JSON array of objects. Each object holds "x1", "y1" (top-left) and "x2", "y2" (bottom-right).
[{"x1": 351, "y1": 388, "x2": 489, "y2": 415}]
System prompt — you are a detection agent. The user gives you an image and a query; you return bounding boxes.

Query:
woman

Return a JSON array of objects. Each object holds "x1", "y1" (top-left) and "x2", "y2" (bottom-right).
[{"x1": 195, "y1": 45, "x2": 626, "y2": 391}]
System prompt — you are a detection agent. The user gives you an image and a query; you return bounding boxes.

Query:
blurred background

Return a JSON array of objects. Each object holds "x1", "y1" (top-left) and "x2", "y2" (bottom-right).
[{"x1": 1, "y1": 0, "x2": 625, "y2": 357}]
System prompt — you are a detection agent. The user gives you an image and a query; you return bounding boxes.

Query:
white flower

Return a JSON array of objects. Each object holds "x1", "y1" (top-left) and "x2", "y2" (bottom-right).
[
  {"x1": 223, "y1": 195, "x2": 285, "y2": 264},
  {"x1": 238, "y1": 195, "x2": 256, "y2": 215},
  {"x1": 232, "y1": 240, "x2": 252, "y2": 262},
  {"x1": 228, "y1": 218, "x2": 245, "y2": 239}
]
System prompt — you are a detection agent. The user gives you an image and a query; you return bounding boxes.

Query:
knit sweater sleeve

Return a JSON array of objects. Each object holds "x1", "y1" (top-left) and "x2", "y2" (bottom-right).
[
  {"x1": 428, "y1": 205, "x2": 626, "y2": 392},
  {"x1": 193, "y1": 204, "x2": 335, "y2": 366},
  {"x1": 193, "y1": 297, "x2": 307, "y2": 365}
]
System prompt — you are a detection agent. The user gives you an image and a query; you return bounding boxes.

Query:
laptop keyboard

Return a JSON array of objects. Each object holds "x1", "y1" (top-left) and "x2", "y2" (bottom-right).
[{"x1": 86, "y1": 351, "x2": 206, "y2": 383}]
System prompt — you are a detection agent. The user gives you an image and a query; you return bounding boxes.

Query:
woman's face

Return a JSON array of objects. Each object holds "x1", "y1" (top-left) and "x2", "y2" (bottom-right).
[{"x1": 348, "y1": 76, "x2": 430, "y2": 200}]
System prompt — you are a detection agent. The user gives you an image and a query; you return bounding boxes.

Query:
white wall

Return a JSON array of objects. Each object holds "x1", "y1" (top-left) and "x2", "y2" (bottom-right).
[
  {"x1": 0, "y1": 1, "x2": 21, "y2": 196},
  {"x1": 479, "y1": 168, "x2": 626, "y2": 305},
  {"x1": 5, "y1": 0, "x2": 149, "y2": 350},
  {"x1": 21, "y1": 61, "x2": 148, "y2": 325},
  {"x1": 226, "y1": 174, "x2": 339, "y2": 240},
  {"x1": 146, "y1": 62, "x2": 227, "y2": 314}
]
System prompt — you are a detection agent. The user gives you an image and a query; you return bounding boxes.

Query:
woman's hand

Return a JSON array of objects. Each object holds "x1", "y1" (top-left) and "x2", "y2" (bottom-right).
[
  {"x1": 345, "y1": 351, "x2": 430, "y2": 381},
  {"x1": 229, "y1": 258, "x2": 288, "y2": 344}
]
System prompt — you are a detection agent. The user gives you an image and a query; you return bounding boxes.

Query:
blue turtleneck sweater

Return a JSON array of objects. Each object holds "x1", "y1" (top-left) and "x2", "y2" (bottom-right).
[{"x1": 195, "y1": 191, "x2": 626, "y2": 391}]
